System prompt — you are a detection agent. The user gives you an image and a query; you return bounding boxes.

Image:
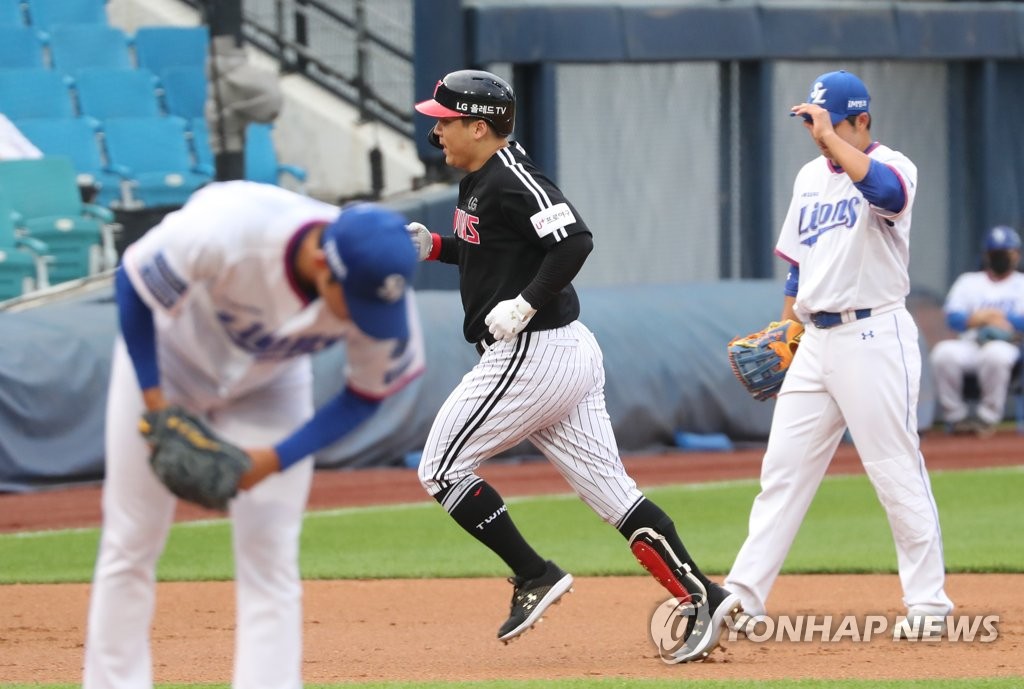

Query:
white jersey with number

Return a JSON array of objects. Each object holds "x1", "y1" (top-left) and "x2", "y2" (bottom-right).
[
  {"x1": 121, "y1": 181, "x2": 424, "y2": 403},
  {"x1": 775, "y1": 143, "x2": 916, "y2": 320}
]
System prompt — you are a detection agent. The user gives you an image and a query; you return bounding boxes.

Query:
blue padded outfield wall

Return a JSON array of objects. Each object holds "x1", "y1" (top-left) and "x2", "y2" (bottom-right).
[{"x1": 0, "y1": 280, "x2": 937, "y2": 493}]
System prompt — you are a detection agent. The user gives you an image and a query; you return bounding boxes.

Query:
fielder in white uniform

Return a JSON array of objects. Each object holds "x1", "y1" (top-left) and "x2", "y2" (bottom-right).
[
  {"x1": 930, "y1": 225, "x2": 1024, "y2": 433},
  {"x1": 725, "y1": 70, "x2": 954, "y2": 635},
  {"x1": 83, "y1": 181, "x2": 424, "y2": 689}
]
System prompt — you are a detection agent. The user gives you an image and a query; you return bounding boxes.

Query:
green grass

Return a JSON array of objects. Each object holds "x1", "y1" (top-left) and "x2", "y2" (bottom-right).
[
  {"x1": 0, "y1": 466, "x2": 1021, "y2": 584},
  {"x1": 2, "y1": 679, "x2": 1022, "y2": 689}
]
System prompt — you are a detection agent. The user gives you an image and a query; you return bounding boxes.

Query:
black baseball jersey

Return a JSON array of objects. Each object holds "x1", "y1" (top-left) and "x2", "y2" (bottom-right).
[{"x1": 437, "y1": 143, "x2": 590, "y2": 343}]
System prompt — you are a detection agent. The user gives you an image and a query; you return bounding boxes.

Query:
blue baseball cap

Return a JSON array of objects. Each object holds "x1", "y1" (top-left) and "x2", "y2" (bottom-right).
[
  {"x1": 321, "y1": 203, "x2": 417, "y2": 340},
  {"x1": 798, "y1": 70, "x2": 871, "y2": 125},
  {"x1": 984, "y1": 225, "x2": 1022, "y2": 251}
]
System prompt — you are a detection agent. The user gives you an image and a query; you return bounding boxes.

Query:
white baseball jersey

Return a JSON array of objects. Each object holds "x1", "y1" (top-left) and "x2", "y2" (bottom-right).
[
  {"x1": 776, "y1": 143, "x2": 916, "y2": 319},
  {"x1": 86, "y1": 181, "x2": 424, "y2": 689},
  {"x1": 943, "y1": 271, "x2": 1024, "y2": 334},
  {"x1": 121, "y1": 181, "x2": 424, "y2": 404}
]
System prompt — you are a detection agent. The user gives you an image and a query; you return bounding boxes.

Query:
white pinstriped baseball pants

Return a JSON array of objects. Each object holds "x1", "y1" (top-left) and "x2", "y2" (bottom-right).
[{"x1": 418, "y1": 321, "x2": 643, "y2": 525}]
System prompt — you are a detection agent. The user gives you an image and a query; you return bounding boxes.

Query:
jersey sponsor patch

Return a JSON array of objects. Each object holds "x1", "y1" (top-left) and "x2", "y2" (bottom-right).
[
  {"x1": 139, "y1": 251, "x2": 188, "y2": 310},
  {"x1": 530, "y1": 203, "x2": 576, "y2": 239}
]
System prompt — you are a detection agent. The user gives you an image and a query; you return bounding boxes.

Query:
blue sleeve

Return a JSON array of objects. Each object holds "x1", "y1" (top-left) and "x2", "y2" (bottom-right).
[
  {"x1": 273, "y1": 387, "x2": 381, "y2": 469},
  {"x1": 783, "y1": 264, "x2": 799, "y2": 297},
  {"x1": 1010, "y1": 313, "x2": 1024, "y2": 332},
  {"x1": 115, "y1": 265, "x2": 160, "y2": 390},
  {"x1": 946, "y1": 311, "x2": 969, "y2": 333},
  {"x1": 853, "y1": 159, "x2": 905, "y2": 214}
]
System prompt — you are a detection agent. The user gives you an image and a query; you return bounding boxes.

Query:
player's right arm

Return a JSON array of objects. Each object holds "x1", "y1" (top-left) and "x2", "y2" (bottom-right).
[{"x1": 115, "y1": 265, "x2": 166, "y2": 412}]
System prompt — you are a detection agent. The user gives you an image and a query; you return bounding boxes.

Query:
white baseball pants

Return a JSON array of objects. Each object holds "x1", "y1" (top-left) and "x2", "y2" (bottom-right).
[
  {"x1": 930, "y1": 338, "x2": 1020, "y2": 425},
  {"x1": 726, "y1": 308, "x2": 954, "y2": 618},
  {"x1": 84, "y1": 339, "x2": 314, "y2": 689}
]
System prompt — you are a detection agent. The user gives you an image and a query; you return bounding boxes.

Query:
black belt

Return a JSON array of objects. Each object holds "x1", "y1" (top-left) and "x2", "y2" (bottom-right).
[
  {"x1": 810, "y1": 308, "x2": 872, "y2": 329},
  {"x1": 475, "y1": 333, "x2": 496, "y2": 356}
]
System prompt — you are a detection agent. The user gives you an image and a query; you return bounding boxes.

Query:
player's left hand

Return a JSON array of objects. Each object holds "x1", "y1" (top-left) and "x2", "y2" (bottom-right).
[{"x1": 485, "y1": 294, "x2": 536, "y2": 343}]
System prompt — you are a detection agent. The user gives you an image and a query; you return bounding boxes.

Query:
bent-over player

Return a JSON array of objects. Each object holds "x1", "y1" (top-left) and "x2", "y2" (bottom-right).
[
  {"x1": 83, "y1": 181, "x2": 424, "y2": 689},
  {"x1": 409, "y1": 69, "x2": 740, "y2": 662},
  {"x1": 725, "y1": 70, "x2": 954, "y2": 638},
  {"x1": 930, "y1": 225, "x2": 1024, "y2": 435}
]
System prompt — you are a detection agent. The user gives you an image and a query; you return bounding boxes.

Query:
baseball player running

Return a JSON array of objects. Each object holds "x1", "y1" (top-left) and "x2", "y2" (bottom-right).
[
  {"x1": 930, "y1": 225, "x2": 1024, "y2": 435},
  {"x1": 725, "y1": 70, "x2": 954, "y2": 638},
  {"x1": 408, "y1": 69, "x2": 740, "y2": 662},
  {"x1": 83, "y1": 181, "x2": 424, "y2": 689}
]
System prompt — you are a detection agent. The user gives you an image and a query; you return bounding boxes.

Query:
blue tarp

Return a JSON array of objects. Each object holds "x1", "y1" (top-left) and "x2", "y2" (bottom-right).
[{"x1": 0, "y1": 280, "x2": 937, "y2": 493}]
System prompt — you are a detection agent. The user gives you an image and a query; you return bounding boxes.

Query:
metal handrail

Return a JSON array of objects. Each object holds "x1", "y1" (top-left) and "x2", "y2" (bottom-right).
[{"x1": 181, "y1": 0, "x2": 414, "y2": 136}]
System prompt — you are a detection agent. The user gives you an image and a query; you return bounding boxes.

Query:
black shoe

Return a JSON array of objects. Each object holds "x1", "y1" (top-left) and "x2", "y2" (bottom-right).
[
  {"x1": 497, "y1": 560, "x2": 574, "y2": 642},
  {"x1": 665, "y1": 582, "x2": 743, "y2": 664}
]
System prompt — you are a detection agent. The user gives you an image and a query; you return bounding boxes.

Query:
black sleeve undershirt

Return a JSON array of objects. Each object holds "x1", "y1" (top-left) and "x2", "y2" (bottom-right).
[{"x1": 520, "y1": 232, "x2": 593, "y2": 309}]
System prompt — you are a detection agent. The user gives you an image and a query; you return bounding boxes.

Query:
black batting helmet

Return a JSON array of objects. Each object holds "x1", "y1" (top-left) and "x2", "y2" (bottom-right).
[{"x1": 415, "y1": 69, "x2": 515, "y2": 137}]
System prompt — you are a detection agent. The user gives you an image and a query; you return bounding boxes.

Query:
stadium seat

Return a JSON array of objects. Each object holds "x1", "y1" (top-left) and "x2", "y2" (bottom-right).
[
  {"x1": 15, "y1": 118, "x2": 126, "y2": 208},
  {"x1": 160, "y1": 66, "x2": 207, "y2": 120},
  {"x1": 73, "y1": 67, "x2": 161, "y2": 121},
  {"x1": 134, "y1": 25, "x2": 209, "y2": 73},
  {"x1": 0, "y1": 26, "x2": 46, "y2": 68},
  {"x1": 103, "y1": 116, "x2": 213, "y2": 208},
  {"x1": 24, "y1": 0, "x2": 108, "y2": 33},
  {"x1": 245, "y1": 123, "x2": 307, "y2": 191},
  {"x1": 0, "y1": 157, "x2": 116, "y2": 283},
  {"x1": 0, "y1": 68, "x2": 75, "y2": 119},
  {"x1": 0, "y1": 193, "x2": 51, "y2": 299},
  {"x1": 49, "y1": 25, "x2": 133, "y2": 77},
  {"x1": 188, "y1": 117, "x2": 214, "y2": 170},
  {"x1": 0, "y1": 0, "x2": 24, "y2": 26}
]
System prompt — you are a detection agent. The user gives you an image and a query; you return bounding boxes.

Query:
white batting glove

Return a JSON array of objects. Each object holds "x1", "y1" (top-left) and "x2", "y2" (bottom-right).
[
  {"x1": 484, "y1": 294, "x2": 536, "y2": 343},
  {"x1": 406, "y1": 222, "x2": 434, "y2": 261}
]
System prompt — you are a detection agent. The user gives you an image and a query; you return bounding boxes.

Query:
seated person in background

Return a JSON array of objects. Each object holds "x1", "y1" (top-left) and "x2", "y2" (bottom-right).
[
  {"x1": 0, "y1": 113, "x2": 42, "y2": 160},
  {"x1": 930, "y1": 225, "x2": 1024, "y2": 434}
]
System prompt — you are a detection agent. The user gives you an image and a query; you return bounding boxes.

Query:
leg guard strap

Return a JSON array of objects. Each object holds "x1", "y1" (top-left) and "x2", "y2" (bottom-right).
[{"x1": 629, "y1": 527, "x2": 708, "y2": 605}]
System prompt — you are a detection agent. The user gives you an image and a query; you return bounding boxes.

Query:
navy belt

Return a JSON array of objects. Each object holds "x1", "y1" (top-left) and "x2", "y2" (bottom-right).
[{"x1": 810, "y1": 308, "x2": 872, "y2": 329}]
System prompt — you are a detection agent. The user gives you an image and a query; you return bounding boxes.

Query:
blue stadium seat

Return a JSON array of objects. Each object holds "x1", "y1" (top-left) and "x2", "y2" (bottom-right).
[
  {"x1": 25, "y1": 0, "x2": 108, "y2": 33},
  {"x1": 49, "y1": 25, "x2": 133, "y2": 77},
  {"x1": 74, "y1": 67, "x2": 161, "y2": 120},
  {"x1": 0, "y1": 193, "x2": 51, "y2": 299},
  {"x1": 0, "y1": 157, "x2": 115, "y2": 283},
  {"x1": 160, "y1": 66, "x2": 207, "y2": 119},
  {"x1": 188, "y1": 117, "x2": 214, "y2": 170},
  {"x1": 0, "y1": 26, "x2": 46, "y2": 68},
  {"x1": 0, "y1": 0, "x2": 24, "y2": 26},
  {"x1": 0, "y1": 68, "x2": 75, "y2": 119},
  {"x1": 245, "y1": 123, "x2": 307, "y2": 191},
  {"x1": 103, "y1": 116, "x2": 213, "y2": 208},
  {"x1": 134, "y1": 25, "x2": 209, "y2": 73},
  {"x1": 15, "y1": 118, "x2": 126, "y2": 208}
]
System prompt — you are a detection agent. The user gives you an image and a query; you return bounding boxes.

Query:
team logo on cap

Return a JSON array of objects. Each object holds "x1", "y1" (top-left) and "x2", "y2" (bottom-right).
[
  {"x1": 810, "y1": 82, "x2": 827, "y2": 105},
  {"x1": 377, "y1": 274, "x2": 406, "y2": 303},
  {"x1": 848, "y1": 98, "x2": 868, "y2": 109},
  {"x1": 324, "y1": 240, "x2": 346, "y2": 279}
]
